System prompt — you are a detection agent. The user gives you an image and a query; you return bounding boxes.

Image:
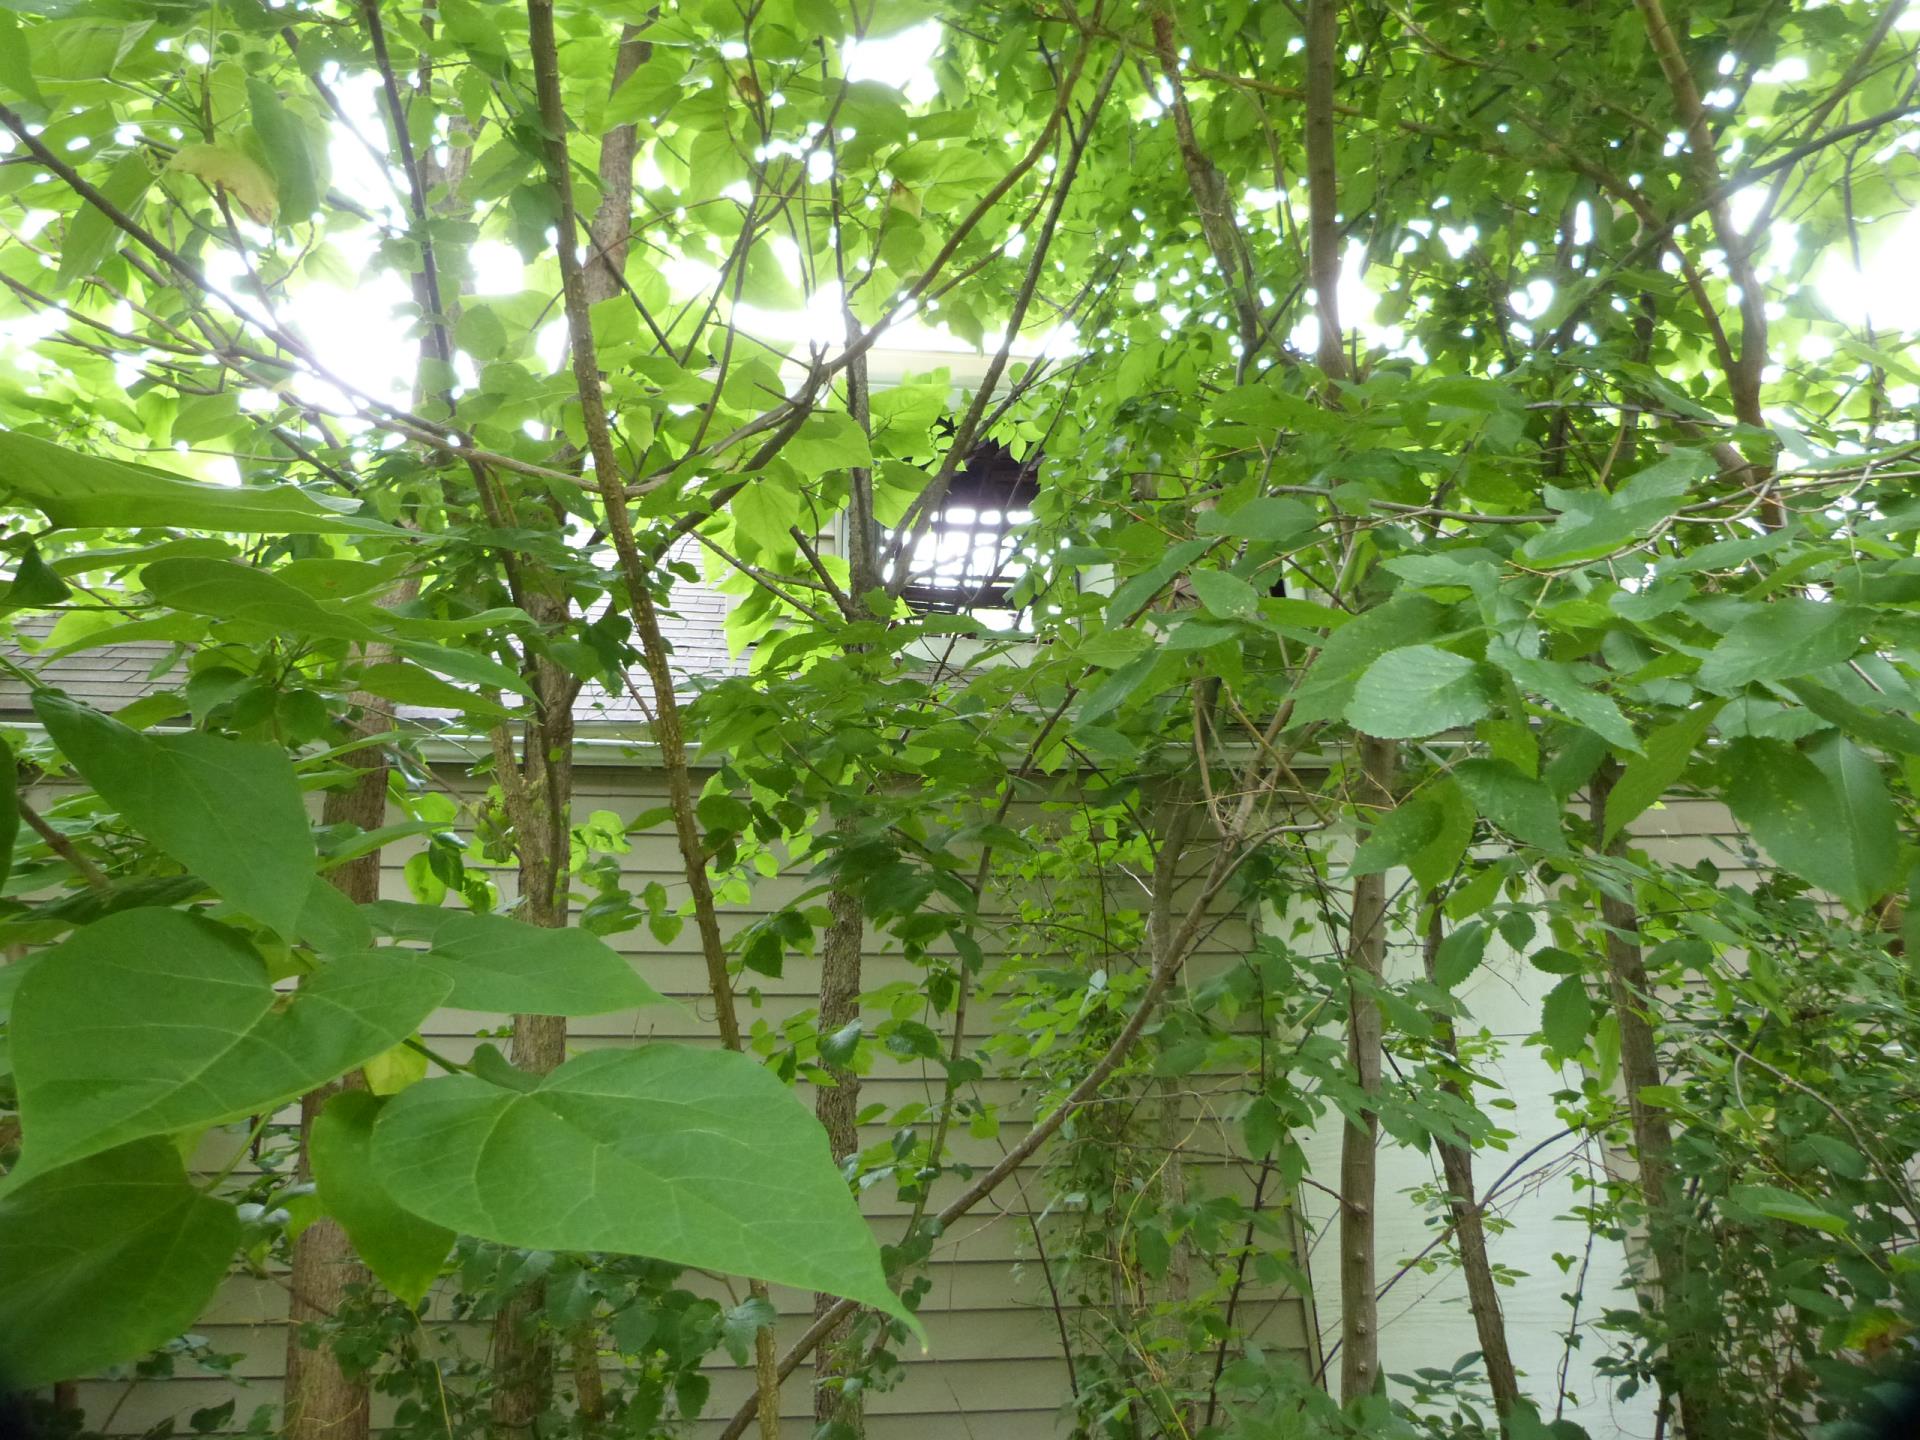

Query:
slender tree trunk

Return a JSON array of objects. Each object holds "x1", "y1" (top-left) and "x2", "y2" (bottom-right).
[
  {"x1": 1305, "y1": 0, "x2": 1350, "y2": 384},
  {"x1": 812, "y1": 883, "x2": 866, "y2": 1432},
  {"x1": 1338, "y1": 736, "x2": 1395, "y2": 1404},
  {"x1": 811, "y1": 270, "x2": 877, "y2": 1437},
  {"x1": 522, "y1": 3, "x2": 781, "y2": 1430},
  {"x1": 1590, "y1": 761, "x2": 1722, "y2": 1439},
  {"x1": 284, "y1": 700, "x2": 393, "y2": 1440},
  {"x1": 1420, "y1": 906, "x2": 1523, "y2": 1424},
  {"x1": 489, "y1": 641, "x2": 576, "y2": 1439}
]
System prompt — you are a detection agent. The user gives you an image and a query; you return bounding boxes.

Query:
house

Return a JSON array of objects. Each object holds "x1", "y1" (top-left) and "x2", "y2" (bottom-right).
[{"x1": 0, "y1": 441, "x2": 1737, "y2": 1440}]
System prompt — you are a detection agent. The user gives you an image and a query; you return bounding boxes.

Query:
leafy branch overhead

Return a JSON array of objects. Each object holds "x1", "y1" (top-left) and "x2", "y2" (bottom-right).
[{"x1": 0, "y1": 0, "x2": 1916, "y2": 1436}]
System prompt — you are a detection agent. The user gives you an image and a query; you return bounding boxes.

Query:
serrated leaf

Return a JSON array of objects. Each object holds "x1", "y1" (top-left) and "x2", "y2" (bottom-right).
[
  {"x1": 1486, "y1": 638, "x2": 1638, "y2": 752},
  {"x1": 365, "y1": 901, "x2": 666, "y2": 1015},
  {"x1": 372, "y1": 1046, "x2": 907, "y2": 1321},
  {"x1": 1432, "y1": 921, "x2": 1489, "y2": 989},
  {"x1": 1291, "y1": 595, "x2": 1446, "y2": 728},
  {"x1": 36, "y1": 692, "x2": 317, "y2": 935},
  {"x1": 1520, "y1": 451, "x2": 1708, "y2": 566},
  {"x1": 1604, "y1": 701, "x2": 1723, "y2": 841},
  {"x1": 1348, "y1": 645, "x2": 1495, "y2": 738},
  {"x1": 311, "y1": 1092, "x2": 452, "y2": 1306},
  {"x1": 1405, "y1": 779, "x2": 1475, "y2": 891},
  {"x1": 10, "y1": 909, "x2": 449, "y2": 1180},
  {"x1": 1349, "y1": 798, "x2": 1441, "y2": 878},
  {"x1": 1540, "y1": 975, "x2": 1592, "y2": 1056},
  {"x1": 1454, "y1": 758, "x2": 1564, "y2": 852},
  {"x1": 1724, "y1": 736, "x2": 1897, "y2": 911},
  {"x1": 1696, "y1": 600, "x2": 1865, "y2": 694},
  {"x1": 1078, "y1": 627, "x2": 1153, "y2": 669},
  {"x1": 1188, "y1": 569, "x2": 1260, "y2": 620},
  {"x1": 0, "y1": 1139, "x2": 239, "y2": 1388},
  {"x1": 1196, "y1": 497, "x2": 1318, "y2": 543},
  {"x1": 1730, "y1": 1183, "x2": 1852, "y2": 1237}
]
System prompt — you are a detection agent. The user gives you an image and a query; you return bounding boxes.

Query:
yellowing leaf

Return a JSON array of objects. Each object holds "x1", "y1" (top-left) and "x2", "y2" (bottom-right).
[
  {"x1": 167, "y1": 142, "x2": 277, "y2": 224},
  {"x1": 363, "y1": 1041, "x2": 428, "y2": 1096}
]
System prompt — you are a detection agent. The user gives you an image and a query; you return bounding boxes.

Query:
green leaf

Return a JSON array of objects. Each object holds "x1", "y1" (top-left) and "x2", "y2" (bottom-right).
[
  {"x1": 36, "y1": 692, "x2": 317, "y2": 936},
  {"x1": 1812, "y1": 734, "x2": 1900, "y2": 906},
  {"x1": 0, "y1": 736, "x2": 16, "y2": 891},
  {"x1": 144, "y1": 558, "x2": 383, "y2": 643},
  {"x1": 1603, "y1": 701, "x2": 1724, "y2": 842},
  {"x1": 1730, "y1": 1183, "x2": 1852, "y2": 1237},
  {"x1": 395, "y1": 640, "x2": 536, "y2": 699},
  {"x1": 720, "y1": 1296, "x2": 779, "y2": 1366},
  {"x1": 1078, "y1": 627, "x2": 1153, "y2": 669},
  {"x1": 1404, "y1": 779, "x2": 1475, "y2": 892},
  {"x1": 1520, "y1": 451, "x2": 1709, "y2": 566},
  {"x1": 372, "y1": 1047, "x2": 907, "y2": 1321},
  {"x1": 1696, "y1": 600, "x2": 1865, "y2": 693},
  {"x1": 10, "y1": 909, "x2": 449, "y2": 1180},
  {"x1": 1196, "y1": 497, "x2": 1318, "y2": 544},
  {"x1": 1540, "y1": 975, "x2": 1592, "y2": 1056},
  {"x1": 247, "y1": 77, "x2": 321, "y2": 223},
  {"x1": 1290, "y1": 595, "x2": 1445, "y2": 728},
  {"x1": 298, "y1": 874, "x2": 376, "y2": 955},
  {"x1": 1105, "y1": 539, "x2": 1213, "y2": 625},
  {"x1": 1349, "y1": 799, "x2": 1441, "y2": 878},
  {"x1": 1486, "y1": 639, "x2": 1639, "y2": 752},
  {"x1": 1724, "y1": 736, "x2": 1897, "y2": 911},
  {"x1": 1, "y1": 542, "x2": 74, "y2": 610},
  {"x1": 311, "y1": 1092, "x2": 453, "y2": 1306},
  {"x1": 1187, "y1": 569, "x2": 1260, "y2": 620},
  {"x1": 0, "y1": 1139, "x2": 239, "y2": 1388},
  {"x1": 365, "y1": 902, "x2": 666, "y2": 1015},
  {"x1": 0, "y1": 427, "x2": 395, "y2": 534},
  {"x1": 1432, "y1": 920, "x2": 1489, "y2": 989},
  {"x1": 1347, "y1": 645, "x2": 1495, "y2": 738},
  {"x1": 730, "y1": 478, "x2": 802, "y2": 558},
  {"x1": 782, "y1": 412, "x2": 872, "y2": 473},
  {"x1": 1076, "y1": 652, "x2": 1158, "y2": 727},
  {"x1": 55, "y1": 151, "x2": 152, "y2": 292},
  {"x1": 350, "y1": 662, "x2": 512, "y2": 720},
  {"x1": 0, "y1": 12, "x2": 45, "y2": 107},
  {"x1": 1786, "y1": 677, "x2": 1920, "y2": 758},
  {"x1": 1454, "y1": 758, "x2": 1564, "y2": 852}
]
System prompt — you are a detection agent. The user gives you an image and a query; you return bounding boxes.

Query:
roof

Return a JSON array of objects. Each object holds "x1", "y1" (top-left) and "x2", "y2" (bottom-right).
[{"x1": 0, "y1": 575, "x2": 750, "y2": 732}]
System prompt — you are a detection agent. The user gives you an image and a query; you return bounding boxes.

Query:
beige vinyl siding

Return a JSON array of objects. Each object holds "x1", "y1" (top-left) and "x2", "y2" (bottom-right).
[
  {"x1": 62, "y1": 763, "x2": 1305, "y2": 1439},
  {"x1": 43, "y1": 774, "x2": 1763, "y2": 1440}
]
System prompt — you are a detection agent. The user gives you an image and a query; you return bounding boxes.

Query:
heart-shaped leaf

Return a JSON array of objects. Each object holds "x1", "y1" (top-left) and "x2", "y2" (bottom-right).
[
  {"x1": 10, "y1": 909, "x2": 448, "y2": 1180},
  {"x1": 311, "y1": 1092, "x2": 453, "y2": 1306},
  {"x1": 36, "y1": 693, "x2": 317, "y2": 936},
  {"x1": 365, "y1": 902, "x2": 666, "y2": 1015},
  {"x1": 0, "y1": 1139, "x2": 238, "y2": 1388},
  {"x1": 372, "y1": 1046, "x2": 903, "y2": 1320}
]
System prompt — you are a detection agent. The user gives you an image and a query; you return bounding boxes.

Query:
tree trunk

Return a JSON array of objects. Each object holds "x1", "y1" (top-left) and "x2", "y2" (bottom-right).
[
  {"x1": 1589, "y1": 762, "x2": 1722, "y2": 1438},
  {"x1": 812, "y1": 882, "x2": 866, "y2": 1432},
  {"x1": 284, "y1": 710, "x2": 391, "y2": 1440},
  {"x1": 490, "y1": 630, "x2": 577, "y2": 1438},
  {"x1": 1420, "y1": 905, "x2": 1523, "y2": 1425},
  {"x1": 1338, "y1": 735, "x2": 1395, "y2": 1404}
]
